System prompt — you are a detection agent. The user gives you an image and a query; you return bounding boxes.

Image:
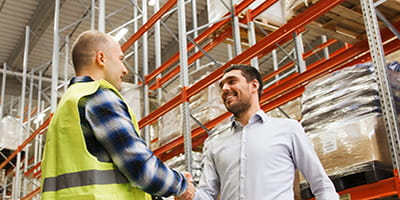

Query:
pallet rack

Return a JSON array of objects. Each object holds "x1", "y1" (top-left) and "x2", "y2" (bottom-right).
[{"x1": 0, "y1": 0, "x2": 399, "y2": 199}]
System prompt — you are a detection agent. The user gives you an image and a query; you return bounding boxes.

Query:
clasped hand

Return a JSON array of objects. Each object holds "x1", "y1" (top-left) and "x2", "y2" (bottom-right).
[{"x1": 176, "y1": 172, "x2": 196, "y2": 200}]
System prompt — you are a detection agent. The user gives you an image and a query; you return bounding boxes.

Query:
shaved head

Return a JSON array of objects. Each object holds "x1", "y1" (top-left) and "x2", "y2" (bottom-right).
[{"x1": 71, "y1": 30, "x2": 114, "y2": 73}]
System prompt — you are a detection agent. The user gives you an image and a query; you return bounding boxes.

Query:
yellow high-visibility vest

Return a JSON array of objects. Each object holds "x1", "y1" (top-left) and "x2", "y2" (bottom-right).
[{"x1": 41, "y1": 79, "x2": 151, "y2": 200}]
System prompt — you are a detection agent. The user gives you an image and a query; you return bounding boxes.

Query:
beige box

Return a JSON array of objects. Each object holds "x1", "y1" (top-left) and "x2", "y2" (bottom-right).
[{"x1": 306, "y1": 114, "x2": 391, "y2": 177}]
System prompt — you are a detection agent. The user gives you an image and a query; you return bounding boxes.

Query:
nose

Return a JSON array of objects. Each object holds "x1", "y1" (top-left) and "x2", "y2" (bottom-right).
[
  {"x1": 221, "y1": 83, "x2": 230, "y2": 91},
  {"x1": 220, "y1": 83, "x2": 230, "y2": 96},
  {"x1": 122, "y1": 65, "x2": 129, "y2": 75}
]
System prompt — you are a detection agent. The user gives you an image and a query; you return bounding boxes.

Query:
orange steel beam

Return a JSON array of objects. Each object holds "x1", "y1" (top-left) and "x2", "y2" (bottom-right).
[
  {"x1": 148, "y1": 0, "x2": 280, "y2": 89},
  {"x1": 325, "y1": 170, "x2": 400, "y2": 200},
  {"x1": 307, "y1": 176, "x2": 399, "y2": 200},
  {"x1": 262, "y1": 37, "x2": 336, "y2": 83},
  {"x1": 260, "y1": 22, "x2": 400, "y2": 106},
  {"x1": 153, "y1": 21, "x2": 400, "y2": 161},
  {"x1": 302, "y1": 39, "x2": 337, "y2": 60},
  {"x1": 121, "y1": 0, "x2": 177, "y2": 52},
  {"x1": 186, "y1": 0, "x2": 346, "y2": 98},
  {"x1": 140, "y1": 0, "x2": 345, "y2": 129},
  {"x1": 154, "y1": 44, "x2": 347, "y2": 159},
  {"x1": 246, "y1": 0, "x2": 278, "y2": 22},
  {"x1": 33, "y1": 169, "x2": 41, "y2": 179},
  {"x1": 155, "y1": 86, "x2": 304, "y2": 161},
  {"x1": 152, "y1": 25, "x2": 299, "y2": 91},
  {"x1": 21, "y1": 187, "x2": 40, "y2": 200},
  {"x1": 154, "y1": 111, "x2": 232, "y2": 158},
  {"x1": 149, "y1": 29, "x2": 233, "y2": 90},
  {"x1": 24, "y1": 162, "x2": 41, "y2": 177},
  {"x1": 261, "y1": 86, "x2": 304, "y2": 112},
  {"x1": 148, "y1": 0, "x2": 278, "y2": 89},
  {"x1": 0, "y1": 114, "x2": 52, "y2": 170},
  {"x1": 23, "y1": 106, "x2": 38, "y2": 123},
  {"x1": 154, "y1": 58, "x2": 321, "y2": 159},
  {"x1": 144, "y1": 0, "x2": 258, "y2": 85}
]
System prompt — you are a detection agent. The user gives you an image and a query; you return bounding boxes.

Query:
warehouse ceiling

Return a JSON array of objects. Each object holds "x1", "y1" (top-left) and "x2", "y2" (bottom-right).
[
  {"x1": 0, "y1": 0, "x2": 399, "y2": 117},
  {"x1": 0, "y1": 0, "x2": 214, "y2": 114}
]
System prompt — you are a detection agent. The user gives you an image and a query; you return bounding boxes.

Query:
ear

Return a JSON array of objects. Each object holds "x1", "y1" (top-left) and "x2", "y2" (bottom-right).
[
  {"x1": 95, "y1": 51, "x2": 106, "y2": 66},
  {"x1": 250, "y1": 79, "x2": 259, "y2": 93}
]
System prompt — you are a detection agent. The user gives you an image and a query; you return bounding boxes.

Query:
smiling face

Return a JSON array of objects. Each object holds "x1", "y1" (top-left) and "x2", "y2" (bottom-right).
[
  {"x1": 219, "y1": 69, "x2": 256, "y2": 115},
  {"x1": 101, "y1": 38, "x2": 128, "y2": 91}
]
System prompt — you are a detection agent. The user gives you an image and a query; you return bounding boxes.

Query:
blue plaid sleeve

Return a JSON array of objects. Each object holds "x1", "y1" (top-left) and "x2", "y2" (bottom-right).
[{"x1": 84, "y1": 88, "x2": 188, "y2": 196}]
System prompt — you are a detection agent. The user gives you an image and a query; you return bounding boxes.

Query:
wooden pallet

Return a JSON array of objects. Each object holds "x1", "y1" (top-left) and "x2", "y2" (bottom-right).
[{"x1": 300, "y1": 161, "x2": 393, "y2": 200}]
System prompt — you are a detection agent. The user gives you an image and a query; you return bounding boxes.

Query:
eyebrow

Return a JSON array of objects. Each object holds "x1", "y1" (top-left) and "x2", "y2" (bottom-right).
[
  {"x1": 219, "y1": 76, "x2": 235, "y2": 89},
  {"x1": 218, "y1": 80, "x2": 224, "y2": 89}
]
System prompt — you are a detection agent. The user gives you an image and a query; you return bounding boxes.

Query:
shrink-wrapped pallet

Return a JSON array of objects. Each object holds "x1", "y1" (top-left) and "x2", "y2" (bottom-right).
[
  {"x1": 0, "y1": 116, "x2": 27, "y2": 150},
  {"x1": 121, "y1": 82, "x2": 143, "y2": 121},
  {"x1": 207, "y1": 0, "x2": 318, "y2": 27},
  {"x1": 266, "y1": 97, "x2": 302, "y2": 120},
  {"x1": 306, "y1": 114, "x2": 391, "y2": 176},
  {"x1": 387, "y1": 61, "x2": 400, "y2": 116},
  {"x1": 300, "y1": 62, "x2": 394, "y2": 181}
]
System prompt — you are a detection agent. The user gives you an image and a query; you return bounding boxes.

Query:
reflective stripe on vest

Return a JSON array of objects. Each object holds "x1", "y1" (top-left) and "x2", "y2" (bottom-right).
[{"x1": 42, "y1": 169, "x2": 129, "y2": 192}]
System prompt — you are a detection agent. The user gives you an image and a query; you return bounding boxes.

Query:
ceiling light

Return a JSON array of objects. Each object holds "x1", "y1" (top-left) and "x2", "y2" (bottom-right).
[{"x1": 113, "y1": 28, "x2": 128, "y2": 41}]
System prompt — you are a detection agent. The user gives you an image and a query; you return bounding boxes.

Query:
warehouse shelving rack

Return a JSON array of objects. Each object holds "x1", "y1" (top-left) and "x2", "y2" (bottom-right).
[{"x1": 0, "y1": 0, "x2": 399, "y2": 199}]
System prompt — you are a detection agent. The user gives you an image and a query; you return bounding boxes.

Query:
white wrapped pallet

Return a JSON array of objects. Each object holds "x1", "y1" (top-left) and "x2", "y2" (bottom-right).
[
  {"x1": 0, "y1": 116, "x2": 26, "y2": 150},
  {"x1": 207, "y1": 0, "x2": 313, "y2": 27}
]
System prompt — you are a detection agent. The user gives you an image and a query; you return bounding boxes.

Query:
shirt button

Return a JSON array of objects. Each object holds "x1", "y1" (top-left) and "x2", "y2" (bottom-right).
[{"x1": 241, "y1": 195, "x2": 245, "y2": 199}]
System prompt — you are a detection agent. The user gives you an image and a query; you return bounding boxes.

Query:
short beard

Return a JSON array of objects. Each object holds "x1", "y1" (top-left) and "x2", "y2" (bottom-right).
[{"x1": 225, "y1": 101, "x2": 251, "y2": 116}]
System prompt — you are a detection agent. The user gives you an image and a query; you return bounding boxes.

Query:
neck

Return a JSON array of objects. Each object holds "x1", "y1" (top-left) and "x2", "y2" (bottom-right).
[
  {"x1": 76, "y1": 67, "x2": 103, "y2": 81},
  {"x1": 234, "y1": 103, "x2": 260, "y2": 126}
]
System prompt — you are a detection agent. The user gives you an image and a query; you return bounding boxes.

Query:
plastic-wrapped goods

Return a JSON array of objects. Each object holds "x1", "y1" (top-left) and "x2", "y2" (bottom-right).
[
  {"x1": 0, "y1": 116, "x2": 28, "y2": 150},
  {"x1": 387, "y1": 61, "x2": 400, "y2": 115},
  {"x1": 302, "y1": 62, "x2": 376, "y2": 106},
  {"x1": 158, "y1": 65, "x2": 226, "y2": 146},
  {"x1": 301, "y1": 63, "x2": 381, "y2": 132},
  {"x1": 120, "y1": 82, "x2": 143, "y2": 121},
  {"x1": 207, "y1": 0, "x2": 320, "y2": 27},
  {"x1": 207, "y1": 0, "x2": 286, "y2": 26},
  {"x1": 300, "y1": 62, "x2": 394, "y2": 180},
  {"x1": 266, "y1": 97, "x2": 302, "y2": 120},
  {"x1": 306, "y1": 114, "x2": 391, "y2": 176}
]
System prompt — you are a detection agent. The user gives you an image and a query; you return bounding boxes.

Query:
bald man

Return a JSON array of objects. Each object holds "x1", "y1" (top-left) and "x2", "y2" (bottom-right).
[{"x1": 41, "y1": 30, "x2": 195, "y2": 200}]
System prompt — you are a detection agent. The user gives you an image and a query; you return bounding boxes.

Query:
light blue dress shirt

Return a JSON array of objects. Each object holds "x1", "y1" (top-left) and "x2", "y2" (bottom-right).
[{"x1": 194, "y1": 110, "x2": 338, "y2": 200}]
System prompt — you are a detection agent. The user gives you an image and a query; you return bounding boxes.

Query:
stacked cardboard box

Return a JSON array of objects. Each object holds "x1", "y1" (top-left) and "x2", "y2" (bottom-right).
[{"x1": 301, "y1": 62, "x2": 394, "y2": 179}]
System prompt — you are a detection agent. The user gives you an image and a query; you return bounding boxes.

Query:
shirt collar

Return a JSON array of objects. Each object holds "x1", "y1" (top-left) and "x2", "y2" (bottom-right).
[
  {"x1": 230, "y1": 110, "x2": 268, "y2": 129},
  {"x1": 69, "y1": 76, "x2": 94, "y2": 87}
]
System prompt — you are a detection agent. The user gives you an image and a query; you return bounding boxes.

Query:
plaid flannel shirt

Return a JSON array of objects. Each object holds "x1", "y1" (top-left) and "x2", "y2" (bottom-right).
[{"x1": 70, "y1": 76, "x2": 187, "y2": 197}]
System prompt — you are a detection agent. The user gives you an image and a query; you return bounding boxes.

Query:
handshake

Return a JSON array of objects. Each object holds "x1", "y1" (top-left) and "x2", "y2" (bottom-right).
[{"x1": 175, "y1": 172, "x2": 196, "y2": 200}]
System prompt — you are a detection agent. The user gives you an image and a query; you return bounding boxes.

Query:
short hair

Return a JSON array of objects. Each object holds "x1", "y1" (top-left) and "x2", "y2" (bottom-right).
[
  {"x1": 71, "y1": 30, "x2": 112, "y2": 73},
  {"x1": 224, "y1": 64, "x2": 263, "y2": 99}
]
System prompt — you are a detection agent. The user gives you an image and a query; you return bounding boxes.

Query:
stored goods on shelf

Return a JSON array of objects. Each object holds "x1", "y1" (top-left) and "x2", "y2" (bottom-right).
[
  {"x1": 159, "y1": 65, "x2": 226, "y2": 146},
  {"x1": 299, "y1": 62, "x2": 400, "y2": 184},
  {"x1": 121, "y1": 82, "x2": 143, "y2": 121},
  {"x1": 0, "y1": 116, "x2": 28, "y2": 150},
  {"x1": 207, "y1": 0, "x2": 317, "y2": 27}
]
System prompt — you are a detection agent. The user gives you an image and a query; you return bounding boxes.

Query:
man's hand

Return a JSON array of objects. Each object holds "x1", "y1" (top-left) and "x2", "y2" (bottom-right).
[{"x1": 176, "y1": 172, "x2": 196, "y2": 200}]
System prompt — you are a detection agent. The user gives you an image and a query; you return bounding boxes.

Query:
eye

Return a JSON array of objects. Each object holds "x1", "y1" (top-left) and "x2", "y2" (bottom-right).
[{"x1": 228, "y1": 79, "x2": 236, "y2": 85}]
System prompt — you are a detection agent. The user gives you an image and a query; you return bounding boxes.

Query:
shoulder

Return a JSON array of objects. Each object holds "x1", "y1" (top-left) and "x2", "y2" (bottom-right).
[
  {"x1": 266, "y1": 117, "x2": 305, "y2": 137},
  {"x1": 268, "y1": 116, "x2": 302, "y2": 128},
  {"x1": 89, "y1": 87, "x2": 123, "y2": 103},
  {"x1": 84, "y1": 87, "x2": 128, "y2": 112}
]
